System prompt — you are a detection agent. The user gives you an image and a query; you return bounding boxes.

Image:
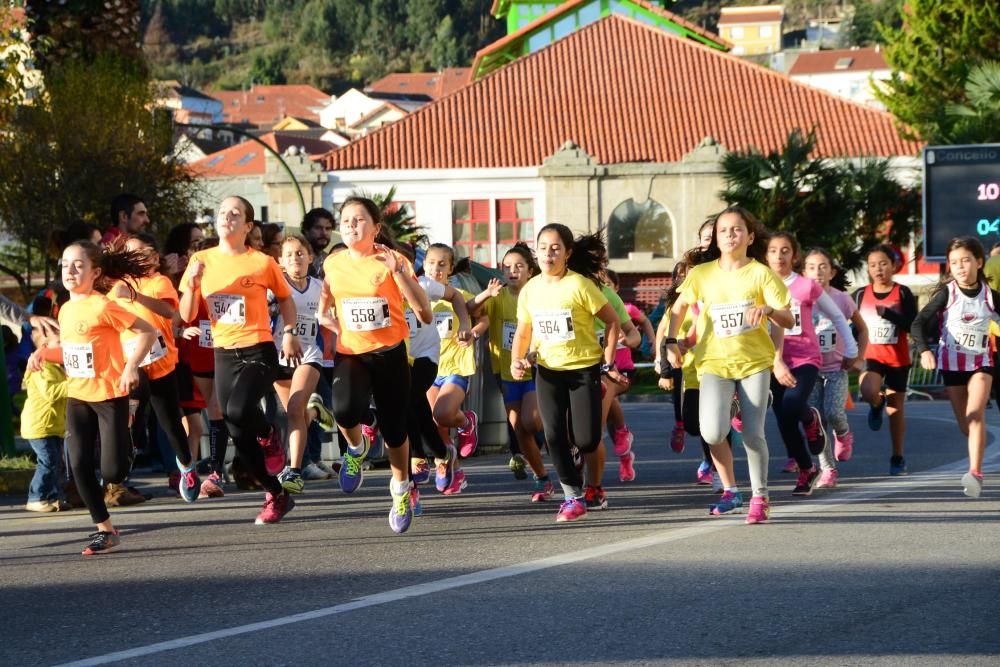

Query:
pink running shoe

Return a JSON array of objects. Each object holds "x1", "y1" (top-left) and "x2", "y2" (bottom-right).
[
  {"x1": 612, "y1": 425, "x2": 633, "y2": 457},
  {"x1": 670, "y1": 422, "x2": 685, "y2": 453},
  {"x1": 781, "y1": 458, "x2": 799, "y2": 474},
  {"x1": 816, "y1": 468, "x2": 839, "y2": 489},
  {"x1": 555, "y1": 497, "x2": 587, "y2": 523},
  {"x1": 199, "y1": 471, "x2": 225, "y2": 498},
  {"x1": 361, "y1": 416, "x2": 379, "y2": 445},
  {"x1": 442, "y1": 468, "x2": 468, "y2": 495},
  {"x1": 834, "y1": 430, "x2": 854, "y2": 462},
  {"x1": 254, "y1": 490, "x2": 294, "y2": 525},
  {"x1": 745, "y1": 495, "x2": 769, "y2": 524},
  {"x1": 696, "y1": 462, "x2": 713, "y2": 485},
  {"x1": 258, "y1": 427, "x2": 286, "y2": 476},
  {"x1": 457, "y1": 411, "x2": 479, "y2": 458},
  {"x1": 619, "y1": 451, "x2": 636, "y2": 482},
  {"x1": 731, "y1": 413, "x2": 743, "y2": 434}
]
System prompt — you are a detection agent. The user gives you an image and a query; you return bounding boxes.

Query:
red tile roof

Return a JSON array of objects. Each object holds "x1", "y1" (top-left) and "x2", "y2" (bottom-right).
[
  {"x1": 210, "y1": 85, "x2": 331, "y2": 128},
  {"x1": 366, "y1": 68, "x2": 472, "y2": 99},
  {"x1": 788, "y1": 47, "x2": 889, "y2": 75},
  {"x1": 718, "y1": 6, "x2": 784, "y2": 25},
  {"x1": 191, "y1": 132, "x2": 335, "y2": 177},
  {"x1": 321, "y1": 16, "x2": 918, "y2": 171}
]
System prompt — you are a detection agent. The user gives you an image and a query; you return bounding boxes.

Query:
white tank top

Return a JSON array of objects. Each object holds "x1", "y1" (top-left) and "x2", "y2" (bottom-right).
[{"x1": 272, "y1": 276, "x2": 324, "y2": 366}]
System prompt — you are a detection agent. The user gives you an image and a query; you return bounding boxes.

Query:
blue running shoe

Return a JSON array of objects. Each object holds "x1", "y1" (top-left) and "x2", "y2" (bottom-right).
[
  {"x1": 868, "y1": 397, "x2": 885, "y2": 431},
  {"x1": 889, "y1": 456, "x2": 908, "y2": 476},
  {"x1": 389, "y1": 484, "x2": 413, "y2": 533},
  {"x1": 176, "y1": 458, "x2": 200, "y2": 504},
  {"x1": 710, "y1": 489, "x2": 743, "y2": 515},
  {"x1": 434, "y1": 444, "x2": 457, "y2": 493},
  {"x1": 339, "y1": 435, "x2": 370, "y2": 494}
]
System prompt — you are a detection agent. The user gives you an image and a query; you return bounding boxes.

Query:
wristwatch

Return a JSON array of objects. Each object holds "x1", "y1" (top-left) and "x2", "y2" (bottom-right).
[{"x1": 600, "y1": 362, "x2": 617, "y2": 374}]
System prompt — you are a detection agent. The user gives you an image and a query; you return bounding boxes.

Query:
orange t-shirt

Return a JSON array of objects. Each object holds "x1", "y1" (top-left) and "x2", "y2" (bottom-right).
[
  {"x1": 181, "y1": 247, "x2": 291, "y2": 349},
  {"x1": 323, "y1": 250, "x2": 414, "y2": 355},
  {"x1": 57, "y1": 293, "x2": 137, "y2": 401},
  {"x1": 115, "y1": 274, "x2": 179, "y2": 381}
]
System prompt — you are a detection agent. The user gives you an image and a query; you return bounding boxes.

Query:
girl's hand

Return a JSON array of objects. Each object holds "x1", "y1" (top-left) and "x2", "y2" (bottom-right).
[
  {"x1": 112, "y1": 282, "x2": 132, "y2": 300},
  {"x1": 456, "y1": 327, "x2": 473, "y2": 348},
  {"x1": 920, "y1": 349, "x2": 936, "y2": 371},
  {"x1": 282, "y1": 332, "x2": 303, "y2": 365},
  {"x1": 119, "y1": 363, "x2": 141, "y2": 394},
  {"x1": 374, "y1": 244, "x2": 400, "y2": 274},
  {"x1": 181, "y1": 326, "x2": 201, "y2": 340},
  {"x1": 28, "y1": 315, "x2": 59, "y2": 338},
  {"x1": 163, "y1": 253, "x2": 180, "y2": 276},
  {"x1": 511, "y1": 357, "x2": 531, "y2": 380},
  {"x1": 186, "y1": 259, "x2": 205, "y2": 290},
  {"x1": 774, "y1": 359, "x2": 797, "y2": 387},
  {"x1": 658, "y1": 376, "x2": 674, "y2": 392},
  {"x1": 666, "y1": 344, "x2": 682, "y2": 369},
  {"x1": 605, "y1": 368, "x2": 629, "y2": 387},
  {"x1": 842, "y1": 356, "x2": 861, "y2": 371},
  {"x1": 746, "y1": 305, "x2": 771, "y2": 328},
  {"x1": 485, "y1": 278, "x2": 502, "y2": 298},
  {"x1": 26, "y1": 349, "x2": 44, "y2": 373}
]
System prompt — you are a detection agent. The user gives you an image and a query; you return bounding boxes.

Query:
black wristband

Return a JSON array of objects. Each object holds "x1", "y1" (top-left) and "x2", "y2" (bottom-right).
[{"x1": 663, "y1": 337, "x2": 678, "y2": 345}]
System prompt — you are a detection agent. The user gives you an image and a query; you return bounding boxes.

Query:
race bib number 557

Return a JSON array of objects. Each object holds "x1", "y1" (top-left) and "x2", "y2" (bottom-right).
[{"x1": 709, "y1": 300, "x2": 754, "y2": 339}]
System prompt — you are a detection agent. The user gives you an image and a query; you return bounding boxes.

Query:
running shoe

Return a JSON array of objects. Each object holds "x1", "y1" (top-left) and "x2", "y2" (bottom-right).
[
  {"x1": 711, "y1": 471, "x2": 724, "y2": 493},
  {"x1": 81, "y1": 529, "x2": 120, "y2": 556},
  {"x1": 255, "y1": 490, "x2": 295, "y2": 525},
  {"x1": 670, "y1": 422, "x2": 685, "y2": 453},
  {"x1": 792, "y1": 466, "x2": 821, "y2": 496},
  {"x1": 868, "y1": 396, "x2": 885, "y2": 431},
  {"x1": 710, "y1": 489, "x2": 743, "y2": 515},
  {"x1": 278, "y1": 467, "x2": 305, "y2": 494},
  {"x1": 731, "y1": 411, "x2": 743, "y2": 434},
  {"x1": 411, "y1": 458, "x2": 430, "y2": 485},
  {"x1": 804, "y1": 407, "x2": 827, "y2": 456},
  {"x1": 583, "y1": 484, "x2": 608, "y2": 510},
  {"x1": 442, "y1": 468, "x2": 467, "y2": 495},
  {"x1": 176, "y1": 459, "x2": 200, "y2": 504},
  {"x1": 781, "y1": 458, "x2": 799, "y2": 474},
  {"x1": 745, "y1": 495, "x2": 770, "y2": 525},
  {"x1": 25, "y1": 500, "x2": 59, "y2": 513},
  {"x1": 457, "y1": 410, "x2": 479, "y2": 458},
  {"x1": 696, "y1": 461, "x2": 713, "y2": 485},
  {"x1": 619, "y1": 451, "x2": 636, "y2": 482},
  {"x1": 361, "y1": 411, "x2": 380, "y2": 444},
  {"x1": 555, "y1": 497, "x2": 587, "y2": 523},
  {"x1": 258, "y1": 427, "x2": 286, "y2": 476},
  {"x1": 889, "y1": 456, "x2": 908, "y2": 476},
  {"x1": 410, "y1": 486, "x2": 423, "y2": 517},
  {"x1": 308, "y1": 393, "x2": 335, "y2": 431},
  {"x1": 339, "y1": 435, "x2": 370, "y2": 494},
  {"x1": 612, "y1": 425, "x2": 633, "y2": 457},
  {"x1": 389, "y1": 483, "x2": 414, "y2": 534},
  {"x1": 531, "y1": 476, "x2": 554, "y2": 502},
  {"x1": 508, "y1": 453, "x2": 528, "y2": 480},
  {"x1": 816, "y1": 468, "x2": 839, "y2": 489},
  {"x1": 834, "y1": 430, "x2": 854, "y2": 462},
  {"x1": 962, "y1": 471, "x2": 983, "y2": 498},
  {"x1": 315, "y1": 460, "x2": 338, "y2": 477},
  {"x1": 302, "y1": 462, "x2": 332, "y2": 481},
  {"x1": 435, "y1": 444, "x2": 457, "y2": 493},
  {"x1": 199, "y1": 471, "x2": 225, "y2": 498}
]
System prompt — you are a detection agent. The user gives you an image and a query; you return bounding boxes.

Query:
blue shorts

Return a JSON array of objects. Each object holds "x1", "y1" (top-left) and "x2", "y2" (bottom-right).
[
  {"x1": 432, "y1": 374, "x2": 470, "y2": 392},
  {"x1": 502, "y1": 378, "x2": 536, "y2": 404}
]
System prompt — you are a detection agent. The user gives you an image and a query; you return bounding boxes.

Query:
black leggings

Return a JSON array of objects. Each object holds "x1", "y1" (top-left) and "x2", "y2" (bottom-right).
[
  {"x1": 671, "y1": 367, "x2": 684, "y2": 423},
  {"x1": 408, "y1": 357, "x2": 448, "y2": 460},
  {"x1": 332, "y1": 343, "x2": 410, "y2": 448},
  {"x1": 536, "y1": 363, "x2": 602, "y2": 493},
  {"x1": 131, "y1": 369, "x2": 193, "y2": 468},
  {"x1": 771, "y1": 363, "x2": 820, "y2": 470},
  {"x1": 682, "y1": 388, "x2": 732, "y2": 466},
  {"x1": 214, "y1": 343, "x2": 281, "y2": 495},
  {"x1": 66, "y1": 397, "x2": 131, "y2": 523}
]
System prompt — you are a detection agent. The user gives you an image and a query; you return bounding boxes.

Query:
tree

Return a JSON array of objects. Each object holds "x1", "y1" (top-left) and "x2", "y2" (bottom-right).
[
  {"x1": 945, "y1": 61, "x2": 1000, "y2": 145},
  {"x1": 719, "y1": 128, "x2": 920, "y2": 272},
  {"x1": 143, "y1": 1, "x2": 179, "y2": 69},
  {"x1": 844, "y1": 0, "x2": 902, "y2": 47},
  {"x1": 249, "y1": 48, "x2": 288, "y2": 84},
  {"x1": 0, "y1": 55, "x2": 202, "y2": 297},
  {"x1": 875, "y1": 0, "x2": 1000, "y2": 143},
  {"x1": 351, "y1": 187, "x2": 429, "y2": 249},
  {"x1": 27, "y1": 0, "x2": 145, "y2": 72}
]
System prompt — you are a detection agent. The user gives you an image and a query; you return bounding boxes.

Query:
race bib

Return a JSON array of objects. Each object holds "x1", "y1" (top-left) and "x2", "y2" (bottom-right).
[
  {"x1": 788, "y1": 301, "x2": 803, "y2": 336},
  {"x1": 208, "y1": 293, "x2": 246, "y2": 325},
  {"x1": 288, "y1": 313, "x2": 318, "y2": 346},
  {"x1": 709, "y1": 300, "x2": 754, "y2": 339},
  {"x1": 124, "y1": 334, "x2": 169, "y2": 368},
  {"x1": 63, "y1": 342, "x2": 95, "y2": 379},
  {"x1": 865, "y1": 315, "x2": 897, "y2": 345},
  {"x1": 949, "y1": 322, "x2": 989, "y2": 355},
  {"x1": 343, "y1": 297, "x2": 391, "y2": 332},
  {"x1": 434, "y1": 312, "x2": 454, "y2": 339},
  {"x1": 198, "y1": 319, "x2": 213, "y2": 348},
  {"x1": 533, "y1": 309, "x2": 575, "y2": 342},
  {"x1": 405, "y1": 308, "x2": 422, "y2": 338},
  {"x1": 814, "y1": 317, "x2": 837, "y2": 353},
  {"x1": 502, "y1": 321, "x2": 516, "y2": 351}
]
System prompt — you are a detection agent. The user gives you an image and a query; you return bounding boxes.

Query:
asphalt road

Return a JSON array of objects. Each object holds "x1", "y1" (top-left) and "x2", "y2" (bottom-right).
[{"x1": 1, "y1": 400, "x2": 998, "y2": 666}]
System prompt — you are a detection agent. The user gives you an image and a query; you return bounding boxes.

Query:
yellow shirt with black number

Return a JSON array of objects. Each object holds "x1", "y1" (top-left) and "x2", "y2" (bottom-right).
[
  {"x1": 680, "y1": 260, "x2": 790, "y2": 380},
  {"x1": 517, "y1": 271, "x2": 608, "y2": 371},
  {"x1": 436, "y1": 288, "x2": 476, "y2": 377},
  {"x1": 484, "y1": 287, "x2": 531, "y2": 382}
]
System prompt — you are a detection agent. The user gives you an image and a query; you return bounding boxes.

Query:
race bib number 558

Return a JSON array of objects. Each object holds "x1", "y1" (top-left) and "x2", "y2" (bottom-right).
[{"x1": 343, "y1": 297, "x2": 391, "y2": 332}]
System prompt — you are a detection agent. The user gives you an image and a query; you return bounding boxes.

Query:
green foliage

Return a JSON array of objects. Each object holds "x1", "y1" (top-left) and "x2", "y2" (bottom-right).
[
  {"x1": 249, "y1": 47, "x2": 288, "y2": 84},
  {"x1": 945, "y1": 61, "x2": 1000, "y2": 145},
  {"x1": 353, "y1": 187, "x2": 429, "y2": 248},
  {"x1": 876, "y1": 0, "x2": 1000, "y2": 143},
  {"x1": 719, "y1": 128, "x2": 920, "y2": 272},
  {"x1": 845, "y1": 0, "x2": 902, "y2": 46}
]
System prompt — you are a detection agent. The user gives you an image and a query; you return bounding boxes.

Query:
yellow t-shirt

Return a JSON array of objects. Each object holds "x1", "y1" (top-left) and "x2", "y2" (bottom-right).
[
  {"x1": 517, "y1": 270, "x2": 608, "y2": 371},
  {"x1": 680, "y1": 259, "x2": 790, "y2": 380},
  {"x1": 679, "y1": 307, "x2": 699, "y2": 390},
  {"x1": 435, "y1": 287, "x2": 476, "y2": 377},
  {"x1": 484, "y1": 287, "x2": 530, "y2": 382},
  {"x1": 985, "y1": 255, "x2": 1000, "y2": 291}
]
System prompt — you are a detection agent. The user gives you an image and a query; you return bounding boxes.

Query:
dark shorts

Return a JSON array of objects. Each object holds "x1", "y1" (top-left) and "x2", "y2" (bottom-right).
[
  {"x1": 502, "y1": 378, "x2": 536, "y2": 404},
  {"x1": 863, "y1": 360, "x2": 910, "y2": 392},
  {"x1": 274, "y1": 361, "x2": 323, "y2": 382},
  {"x1": 941, "y1": 367, "x2": 994, "y2": 387}
]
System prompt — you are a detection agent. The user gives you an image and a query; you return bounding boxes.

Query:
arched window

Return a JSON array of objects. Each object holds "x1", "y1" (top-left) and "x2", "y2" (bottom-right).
[{"x1": 607, "y1": 198, "x2": 673, "y2": 259}]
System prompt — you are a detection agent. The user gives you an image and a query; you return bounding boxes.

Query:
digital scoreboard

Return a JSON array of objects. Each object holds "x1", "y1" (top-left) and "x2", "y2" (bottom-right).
[{"x1": 923, "y1": 144, "x2": 1000, "y2": 261}]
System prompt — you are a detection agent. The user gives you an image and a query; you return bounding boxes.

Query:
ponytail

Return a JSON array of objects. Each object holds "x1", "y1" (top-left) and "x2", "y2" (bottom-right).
[{"x1": 69, "y1": 238, "x2": 159, "y2": 296}]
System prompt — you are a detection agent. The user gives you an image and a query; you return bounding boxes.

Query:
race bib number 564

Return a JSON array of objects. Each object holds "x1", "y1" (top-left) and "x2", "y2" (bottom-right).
[{"x1": 533, "y1": 309, "x2": 575, "y2": 342}]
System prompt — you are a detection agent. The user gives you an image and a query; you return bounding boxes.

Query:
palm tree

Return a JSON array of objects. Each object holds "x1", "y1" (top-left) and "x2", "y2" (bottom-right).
[
  {"x1": 946, "y1": 60, "x2": 1000, "y2": 144},
  {"x1": 352, "y1": 186, "x2": 429, "y2": 248}
]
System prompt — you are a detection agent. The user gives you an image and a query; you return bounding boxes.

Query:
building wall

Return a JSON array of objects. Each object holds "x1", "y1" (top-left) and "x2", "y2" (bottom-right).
[
  {"x1": 791, "y1": 70, "x2": 890, "y2": 109},
  {"x1": 720, "y1": 21, "x2": 782, "y2": 55}
]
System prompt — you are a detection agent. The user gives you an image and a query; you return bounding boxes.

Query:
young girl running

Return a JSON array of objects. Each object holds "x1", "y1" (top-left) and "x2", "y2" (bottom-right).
[
  {"x1": 270, "y1": 235, "x2": 325, "y2": 494},
  {"x1": 180, "y1": 196, "x2": 302, "y2": 525},
  {"x1": 765, "y1": 233, "x2": 857, "y2": 496},
  {"x1": 803, "y1": 249, "x2": 869, "y2": 488},
  {"x1": 665, "y1": 207, "x2": 793, "y2": 524},
  {"x1": 479, "y1": 243, "x2": 554, "y2": 501},
  {"x1": 911, "y1": 237, "x2": 999, "y2": 497},
  {"x1": 26, "y1": 240, "x2": 159, "y2": 555},
  {"x1": 511, "y1": 226, "x2": 624, "y2": 523},
  {"x1": 317, "y1": 196, "x2": 432, "y2": 534},
  {"x1": 853, "y1": 244, "x2": 917, "y2": 475}
]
